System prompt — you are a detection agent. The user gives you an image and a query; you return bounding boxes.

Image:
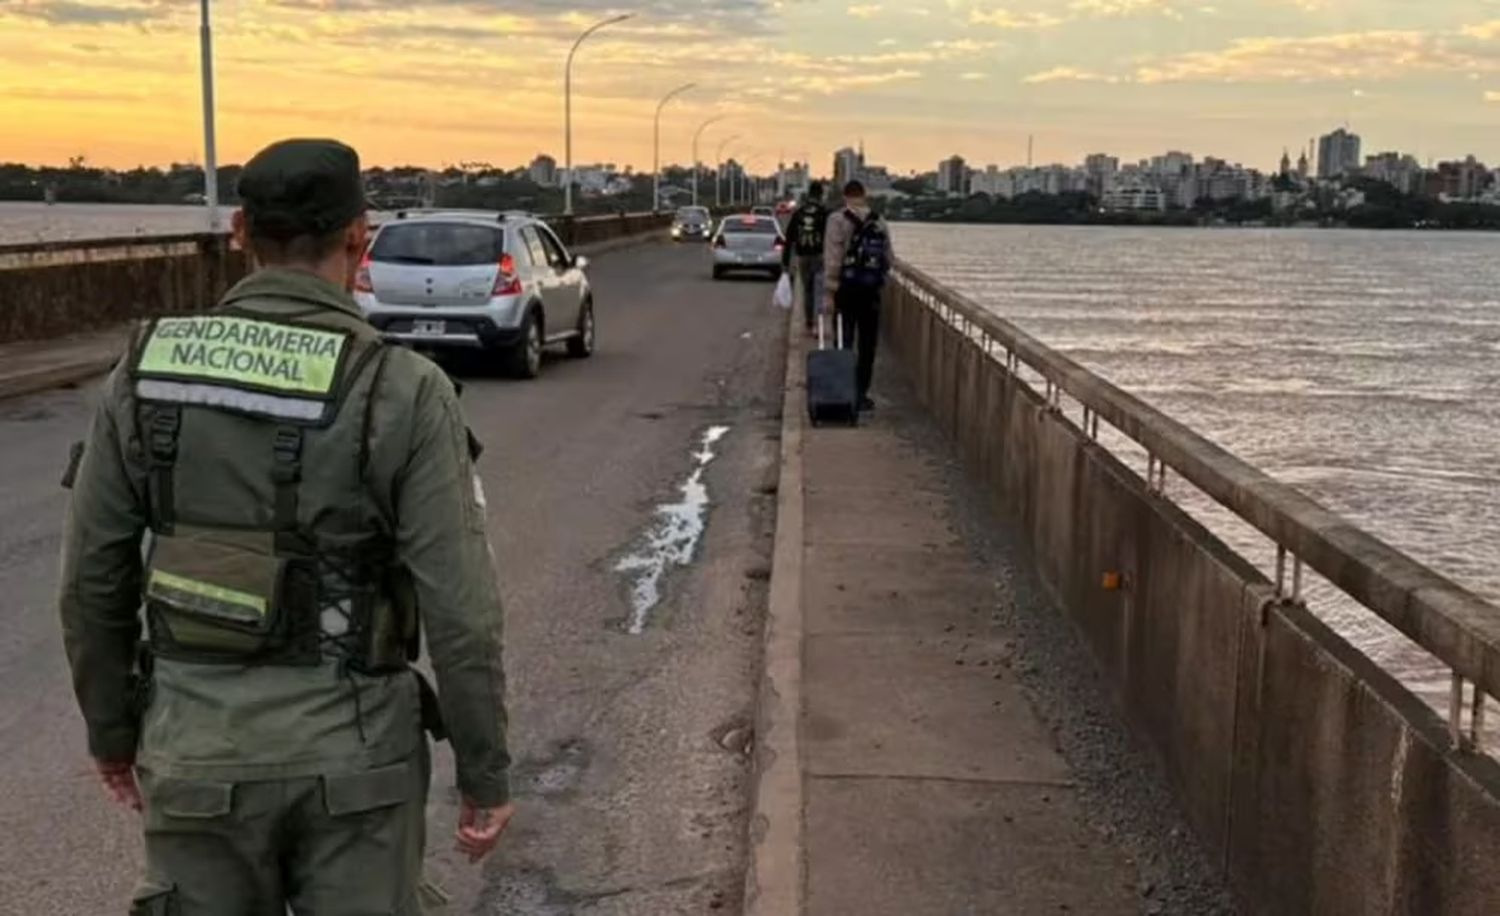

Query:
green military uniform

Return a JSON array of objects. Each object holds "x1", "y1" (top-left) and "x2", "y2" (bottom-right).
[{"x1": 58, "y1": 140, "x2": 510, "y2": 915}]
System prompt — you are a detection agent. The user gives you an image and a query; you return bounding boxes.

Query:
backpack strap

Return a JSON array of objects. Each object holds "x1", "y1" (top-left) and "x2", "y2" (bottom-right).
[{"x1": 144, "y1": 403, "x2": 183, "y2": 534}]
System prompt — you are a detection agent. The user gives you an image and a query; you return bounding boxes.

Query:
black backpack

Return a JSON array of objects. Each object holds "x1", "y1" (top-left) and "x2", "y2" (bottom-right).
[
  {"x1": 839, "y1": 211, "x2": 891, "y2": 290},
  {"x1": 792, "y1": 204, "x2": 827, "y2": 256}
]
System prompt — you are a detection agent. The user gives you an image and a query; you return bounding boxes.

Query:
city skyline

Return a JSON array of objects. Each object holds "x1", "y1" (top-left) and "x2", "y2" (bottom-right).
[{"x1": 0, "y1": 1, "x2": 1497, "y2": 171}]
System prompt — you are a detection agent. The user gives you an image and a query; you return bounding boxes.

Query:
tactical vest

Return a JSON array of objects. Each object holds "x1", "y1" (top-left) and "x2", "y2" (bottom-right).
[{"x1": 128, "y1": 310, "x2": 414, "y2": 673}]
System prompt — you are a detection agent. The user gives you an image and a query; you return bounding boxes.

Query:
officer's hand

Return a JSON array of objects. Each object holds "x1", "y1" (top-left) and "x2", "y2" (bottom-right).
[
  {"x1": 455, "y1": 799, "x2": 514, "y2": 863},
  {"x1": 95, "y1": 759, "x2": 142, "y2": 812}
]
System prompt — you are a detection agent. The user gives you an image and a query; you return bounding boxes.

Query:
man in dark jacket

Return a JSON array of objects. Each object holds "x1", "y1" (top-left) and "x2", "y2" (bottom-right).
[
  {"x1": 781, "y1": 181, "x2": 830, "y2": 334},
  {"x1": 823, "y1": 179, "x2": 894, "y2": 411}
]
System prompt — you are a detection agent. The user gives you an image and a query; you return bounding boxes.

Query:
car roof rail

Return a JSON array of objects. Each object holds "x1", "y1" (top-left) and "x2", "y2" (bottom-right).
[{"x1": 393, "y1": 208, "x2": 508, "y2": 222}]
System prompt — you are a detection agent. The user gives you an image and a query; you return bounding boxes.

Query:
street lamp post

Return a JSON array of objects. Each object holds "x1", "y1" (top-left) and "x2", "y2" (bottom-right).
[
  {"x1": 715, "y1": 134, "x2": 740, "y2": 208},
  {"x1": 199, "y1": 0, "x2": 219, "y2": 232},
  {"x1": 565, "y1": 12, "x2": 634, "y2": 216},
  {"x1": 652, "y1": 82, "x2": 695, "y2": 212},
  {"x1": 691, "y1": 115, "x2": 727, "y2": 207}
]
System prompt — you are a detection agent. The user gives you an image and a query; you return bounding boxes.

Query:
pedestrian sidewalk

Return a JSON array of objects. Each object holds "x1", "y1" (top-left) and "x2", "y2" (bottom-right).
[
  {"x1": 0, "y1": 326, "x2": 128, "y2": 400},
  {"x1": 749, "y1": 316, "x2": 1142, "y2": 915}
]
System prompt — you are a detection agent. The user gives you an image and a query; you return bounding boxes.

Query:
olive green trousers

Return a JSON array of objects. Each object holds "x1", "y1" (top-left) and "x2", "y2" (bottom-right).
[{"x1": 128, "y1": 750, "x2": 438, "y2": 915}]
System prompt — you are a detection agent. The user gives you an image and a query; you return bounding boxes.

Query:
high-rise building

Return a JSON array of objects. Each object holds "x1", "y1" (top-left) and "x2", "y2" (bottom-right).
[
  {"x1": 1102, "y1": 174, "x2": 1166, "y2": 212},
  {"x1": 1433, "y1": 156, "x2": 1491, "y2": 200},
  {"x1": 1364, "y1": 152, "x2": 1424, "y2": 195},
  {"x1": 528, "y1": 154, "x2": 557, "y2": 186},
  {"x1": 1084, "y1": 154, "x2": 1119, "y2": 197},
  {"x1": 937, "y1": 155, "x2": 968, "y2": 196},
  {"x1": 970, "y1": 165, "x2": 1002, "y2": 197},
  {"x1": 1279, "y1": 149, "x2": 1292, "y2": 178},
  {"x1": 833, "y1": 147, "x2": 863, "y2": 189},
  {"x1": 1317, "y1": 128, "x2": 1361, "y2": 180}
]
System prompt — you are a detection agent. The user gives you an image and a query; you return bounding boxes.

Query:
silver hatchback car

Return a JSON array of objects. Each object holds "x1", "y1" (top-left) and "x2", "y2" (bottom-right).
[
  {"x1": 711, "y1": 214, "x2": 785, "y2": 280},
  {"x1": 354, "y1": 210, "x2": 594, "y2": 378}
]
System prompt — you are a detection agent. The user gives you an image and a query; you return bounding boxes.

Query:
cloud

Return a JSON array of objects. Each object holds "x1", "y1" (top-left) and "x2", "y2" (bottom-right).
[
  {"x1": 1487, "y1": 90, "x2": 1500, "y2": 102},
  {"x1": 1023, "y1": 65, "x2": 1119, "y2": 83},
  {"x1": 0, "y1": 0, "x2": 167, "y2": 25},
  {"x1": 970, "y1": 8, "x2": 1064, "y2": 29},
  {"x1": 969, "y1": 0, "x2": 1180, "y2": 29},
  {"x1": 266, "y1": 0, "x2": 784, "y2": 36},
  {"x1": 1133, "y1": 30, "x2": 1498, "y2": 83},
  {"x1": 1068, "y1": 0, "x2": 1179, "y2": 16},
  {"x1": 1463, "y1": 20, "x2": 1500, "y2": 41},
  {"x1": 1024, "y1": 26, "x2": 1500, "y2": 87},
  {"x1": 848, "y1": 3, "x2": 883, "y2": 17},
  {"x1": 960, "y1": 71, "x2": 988, "y2": 80},
  {"x1": 798, "y1": 68, "x2": 922, "y2": 94}
]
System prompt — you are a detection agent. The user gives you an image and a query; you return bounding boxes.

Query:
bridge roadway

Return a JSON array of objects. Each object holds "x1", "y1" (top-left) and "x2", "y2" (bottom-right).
[{"x1": 0, "y1": 241, "x2": 786, "y2": 913}]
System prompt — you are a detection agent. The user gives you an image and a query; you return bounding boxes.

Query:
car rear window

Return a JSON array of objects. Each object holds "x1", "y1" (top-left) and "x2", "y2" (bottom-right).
[
  {"x1": 721, "y1": 216, "x2": 779, "y2": 234},
  {"x1": 369, "y1": 223, "x2": 505, "y2": 266}
]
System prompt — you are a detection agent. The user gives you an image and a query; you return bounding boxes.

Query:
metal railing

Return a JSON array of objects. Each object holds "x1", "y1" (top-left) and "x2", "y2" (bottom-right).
[{"x1": 891, "y1": 260, "x2": 1500, "y2": 751}]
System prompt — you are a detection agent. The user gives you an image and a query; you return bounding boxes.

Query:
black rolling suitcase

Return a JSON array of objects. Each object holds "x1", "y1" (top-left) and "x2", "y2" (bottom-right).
[{"x1": 806, "y1": 315, "x2": 858, "y2": 427}]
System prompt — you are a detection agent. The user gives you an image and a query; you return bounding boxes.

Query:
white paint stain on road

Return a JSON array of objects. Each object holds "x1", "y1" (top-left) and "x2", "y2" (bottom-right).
[{"x1": 616, "y1": 425, "x2": 731, "y2": 634}]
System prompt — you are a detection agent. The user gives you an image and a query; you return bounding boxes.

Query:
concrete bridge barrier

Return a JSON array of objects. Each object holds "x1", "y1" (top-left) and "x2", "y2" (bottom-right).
[
  {"x1": 0, "y1": 212, "x2": 674, "y2": 345},
  {"x1": 883, "y1": 262, "x2": 1500, "y2": 915}
]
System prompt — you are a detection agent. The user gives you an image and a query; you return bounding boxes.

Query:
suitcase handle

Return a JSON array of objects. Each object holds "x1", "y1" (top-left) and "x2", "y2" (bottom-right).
[{"x1": 817, "y1": 313, "x2": 844, "y2": 351}]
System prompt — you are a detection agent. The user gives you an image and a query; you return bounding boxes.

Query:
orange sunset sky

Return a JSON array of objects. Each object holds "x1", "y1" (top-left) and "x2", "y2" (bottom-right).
[{"x1": 1, "y1": 0, "x2": 1497, "y2": 173}]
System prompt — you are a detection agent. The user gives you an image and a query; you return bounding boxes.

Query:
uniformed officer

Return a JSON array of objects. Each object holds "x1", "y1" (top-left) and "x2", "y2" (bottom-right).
[{"x1": 58, "y1": 138, "x2": 513, "y2": 914}]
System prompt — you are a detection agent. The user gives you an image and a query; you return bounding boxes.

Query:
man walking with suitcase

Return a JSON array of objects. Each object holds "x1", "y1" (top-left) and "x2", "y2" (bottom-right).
[
  {"x1": 781, "y1": 181, "x2": 830, "y2": 335},
  {"x1": 823, "y1": 180, "x2": 894, "y2": 412}
]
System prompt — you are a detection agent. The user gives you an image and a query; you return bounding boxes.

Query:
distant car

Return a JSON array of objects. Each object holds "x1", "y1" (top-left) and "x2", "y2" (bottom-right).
[
  {"x1": 711, "y1": 214, "x2": 785, "y2": 280},
  {"x1": 354, "y1": 210, "x2": 594, "y2": 379},
  {"x1": 751, "y1": 206, "x2": 776, "y2": 218},
  {"x1": 671, "y1": 206, "x2": 712, "y2": 242},
  {"x1": 774, "y1": 199, "x2": 796, "y2": 216}
]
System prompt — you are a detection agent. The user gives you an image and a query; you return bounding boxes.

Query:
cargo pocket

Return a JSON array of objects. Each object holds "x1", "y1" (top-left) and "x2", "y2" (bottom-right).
[
  {"x1": 147, "y1": 776, "x2": 234, "y2": 821},
  {"x1": 323, "y1": 761, "x2": 411, "y2": 817},
  {"x1": 128, "y1": 880, "x2": 180, "y2": 916},
  {"x1": 145, "y1": 526, "x2": 287, "y2": 659}
]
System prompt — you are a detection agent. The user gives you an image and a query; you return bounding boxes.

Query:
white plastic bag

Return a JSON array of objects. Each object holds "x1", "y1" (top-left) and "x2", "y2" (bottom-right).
[{"x1": 772, "y1": 272, "x2": 793, "y2": 310}]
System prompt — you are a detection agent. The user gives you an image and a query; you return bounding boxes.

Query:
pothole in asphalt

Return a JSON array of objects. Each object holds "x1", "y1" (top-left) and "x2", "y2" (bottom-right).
[
  {"x1": 614, "y1": 424, "x2": 731, "y2": 634},
  {"x1": 481, "y1": 867, "x2": 575, "y2": 916},
  {"x1": 516, "y1": 739, "x2": 590, "y2": 798}
]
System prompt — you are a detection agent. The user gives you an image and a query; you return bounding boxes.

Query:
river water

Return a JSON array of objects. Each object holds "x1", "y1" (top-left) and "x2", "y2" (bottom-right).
[
  {"x1": 0, "y1": 201, "x2": 235, "y2": 243},
  {"x1": 894, "y1": 223, "x2": 1500, "y2": 703}
]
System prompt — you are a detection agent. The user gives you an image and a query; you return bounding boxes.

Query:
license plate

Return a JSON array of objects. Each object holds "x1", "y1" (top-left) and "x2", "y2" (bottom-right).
[{"x1": 412, "y1": 319, "x2": 446, "y2": 336}]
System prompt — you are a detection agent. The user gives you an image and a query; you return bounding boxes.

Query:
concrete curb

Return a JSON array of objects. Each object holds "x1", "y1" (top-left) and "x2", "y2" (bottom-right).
[
  {"x1": 0, "y1": 231, "x2": 667, "y2": 403},
  {"x1": 0, "y1": 355, "x2": 118, "y2": 401},
  {"x1": 743, "y1": 303, "x2": 806, "y2": 915}
]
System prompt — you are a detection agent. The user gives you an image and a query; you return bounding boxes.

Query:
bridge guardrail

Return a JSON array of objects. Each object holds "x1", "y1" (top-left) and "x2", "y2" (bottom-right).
[
  {"x1": 0, "y1": 211, "x2": 671, "y2": 344},
  {"x1": 884, "y1": 258, "x2": 1500, "y2": 914}
]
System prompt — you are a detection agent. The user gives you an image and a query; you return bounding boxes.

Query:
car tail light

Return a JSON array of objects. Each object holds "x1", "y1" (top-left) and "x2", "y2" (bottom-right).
[
  {"x1": 713, "y1": 236, "x2": 726, "y2": 249},
  {"x1": 492, "y1": 253, "x2": 522, "y2": 296},
  {"x1": 773, "y1": 238, "x2": 785, "y2": 251},
  {"x1": 354, "y1": 252, "x2": 373, "y2": 293}
]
